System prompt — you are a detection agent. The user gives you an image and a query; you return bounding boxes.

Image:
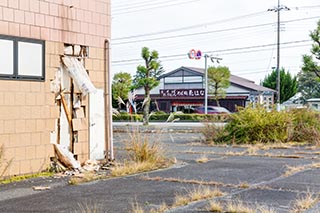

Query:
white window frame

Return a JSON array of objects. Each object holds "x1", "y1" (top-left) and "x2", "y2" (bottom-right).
[{"x1": 0, "y1": 35, "x2": 45, "y2": 81}]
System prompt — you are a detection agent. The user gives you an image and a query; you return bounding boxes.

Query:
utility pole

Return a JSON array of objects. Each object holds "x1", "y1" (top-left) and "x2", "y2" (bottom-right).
[{"x1": 268, "y1": 0, "x2": 290, "y2": 111}]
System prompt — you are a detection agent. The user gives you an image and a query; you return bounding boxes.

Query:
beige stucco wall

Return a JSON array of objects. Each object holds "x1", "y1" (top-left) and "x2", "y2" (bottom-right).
[{"x1": 0, "y1": 0, "x2": 111, "y2": 176}]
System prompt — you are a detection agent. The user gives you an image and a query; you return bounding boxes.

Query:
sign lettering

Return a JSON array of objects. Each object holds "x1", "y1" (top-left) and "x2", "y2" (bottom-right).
[{"x1": 160, "y1": 89, "x2": 205, "y2": 97}]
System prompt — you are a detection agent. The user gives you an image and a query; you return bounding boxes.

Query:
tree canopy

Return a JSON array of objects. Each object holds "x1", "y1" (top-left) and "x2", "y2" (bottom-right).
[
  {"x1": 302, "y1": 20, "x2": 320, "y2": 78},
  {"x1": 132, "y1": 47, "x2": 164, "y2": 125},
  {"x1": 262, "y1": 68, "x2": 297, "y2": 103},
  {"x1": 297, "y1": 69, "x2": 320, "y2": 100},
  {"x1": 207, "y1": 66, "x2": 231, "y2": 107},
  {"x1": 112, "y1": 72, "x2": 132, "y2": 110}
]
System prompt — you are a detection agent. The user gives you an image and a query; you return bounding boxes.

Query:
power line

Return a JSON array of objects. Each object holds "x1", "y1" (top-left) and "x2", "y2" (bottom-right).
[
  {"x1": 112, "y1": 0, "x2": 200, "y2": 16},
  {"x1": 112, "y1": 40, "x2": 311, "y2": 65},
  {"x1": 112, "y1": 23, "x2": 274, "y2": 45},
  {"x1": 113, "y1": 0, "x2": 191, "y2": 11},
  {"x1": 112, "y1": 0, "x2": 169, "y2": 9},
  {"x1": 113, "y1": 42, "x2": 311, "y2": 65},
  {"x1": 113, "y1": 27, "x2": 273, "y2": 56},
  {"x1": 113, "y1": 11, "x2": 267, "y2": 40},
  {"x1": 112, "y1": 15, "x2": 320, "y2": 45},
  {"x1": 295, "y1": 5, "x2": 320, "y2": 9}
]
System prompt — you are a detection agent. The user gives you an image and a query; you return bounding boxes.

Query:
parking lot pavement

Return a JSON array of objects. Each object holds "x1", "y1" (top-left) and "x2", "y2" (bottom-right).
[{"x1": 0, "y1": 129, "x2": 319, "y2": 212}]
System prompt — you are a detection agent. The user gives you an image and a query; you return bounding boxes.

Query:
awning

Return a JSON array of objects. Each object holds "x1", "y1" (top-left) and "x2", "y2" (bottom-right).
[{"x1": 172, "y1": 101, "x2": 203, "y2": 106}]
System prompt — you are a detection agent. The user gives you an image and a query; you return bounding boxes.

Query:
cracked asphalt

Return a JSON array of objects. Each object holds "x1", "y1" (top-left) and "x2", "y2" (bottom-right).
[{"x1": 0, "y1": 123, "x2": 319, "y2": 213}]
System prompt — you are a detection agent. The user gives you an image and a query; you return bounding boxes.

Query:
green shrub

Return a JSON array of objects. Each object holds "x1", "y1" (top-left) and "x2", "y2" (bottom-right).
[
  {"x1": 202, "y1": 106, "x2": 320, "y2": 145},
  {"x1": 219, "y1": 106, "x2": 291, "y2": 144},
  {"x1": 153, "y1": 111, "x2": 167, "y2": 115},
  {"x1": 201, "y1": 124, "x2": 226, "y2": 144},
  {"x1": 149, "y1": 114, "x2": 169, "y2": 121},
  {"x1": 113, "y1": 113, "x2": 142, "y2": 122},
  {"x1": 288, "y1": 109, "x2": 320, "y2": 144},
  {"x1": 113, "y1": 112, "x2": 230, "y2": 122}
]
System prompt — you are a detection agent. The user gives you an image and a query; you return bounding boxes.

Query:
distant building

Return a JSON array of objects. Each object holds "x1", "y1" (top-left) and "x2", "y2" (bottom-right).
[
  {"x1": 135, "y1": 66, "x2": 275, "y2": 112},
  {"x1": 306, "y1": 98, "x2": 320, "y2": 111}
]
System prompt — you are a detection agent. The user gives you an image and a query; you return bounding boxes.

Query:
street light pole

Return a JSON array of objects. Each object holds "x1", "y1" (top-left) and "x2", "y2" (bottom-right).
[
  {"x1": 188, "y1": 50, "x2": 222, "y2": 115},
  {"x1": 204, "y1": 54, "x2": 208, "y2": 114}
]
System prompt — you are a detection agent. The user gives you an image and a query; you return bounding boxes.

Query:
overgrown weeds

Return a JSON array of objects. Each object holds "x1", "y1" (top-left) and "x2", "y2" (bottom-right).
[
  {"x1": 202, "y1": 106, "x2": 320, "y2": 145},
  {"x1": 131, "y1": 201, "x2": 145, "y2": 213},
  {"x1": 224, "y1": 106, "x2": 291, "y2": 144},
  {"x1": 201, "y1": 123, "x2": 226, "y2": 144},
  {"x1": 124, "y1": 130, "x2": 166, "y2": 163},
  {"x1": 69, "y1": 172, "x2": 104, "y2": 185},
  {"x1": 111, "y1": 129, "x2": 173, "y2": 177},
  {"x1": 196, "y1": 155, "x2": 209, "y2": 163},
  {"x1": 75, "y1": 200, "x2": 98, "y2": 213},
  {"x1": 131, "y1": 187, "x2": 224, "y2": 213},
  {"x1": 225, "y1": 201, "x2": 255, "y2": 213},
  {"x1": 173, "y1": 186, "x2": 224, "y2": 207},
  {"x1": 288, "y1": 108, "x2": 320, "y2": 145},
  {"x1": 0, "y1": 172, "x2": 53, "y2": 184},
  {"x1": 207, "y1": 200, "x2": 275, "y2": 213},
  {"x1": 283, "y1": 162, "x2": 320, "y2": 177},
  {"x1": 292, "y1": 191, "x2": 319, "y2": 212}
]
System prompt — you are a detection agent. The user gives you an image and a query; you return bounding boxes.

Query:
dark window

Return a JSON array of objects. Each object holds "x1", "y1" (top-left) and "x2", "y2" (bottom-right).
[
  {"x1": 160, "y1": 102, "x2": 167, "y2": 111},
  {"x1": 0, "y1": 35, "x2": 45, "y2": 81}
]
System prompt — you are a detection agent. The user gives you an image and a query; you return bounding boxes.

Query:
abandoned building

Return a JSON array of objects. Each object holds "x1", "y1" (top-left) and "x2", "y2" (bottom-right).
[
  {"x1": 0, "y1": 0, "x2": 112, "y2": 176},
  {"x1": 135, "y1": 66, "x2": 275, "y2": 112}
]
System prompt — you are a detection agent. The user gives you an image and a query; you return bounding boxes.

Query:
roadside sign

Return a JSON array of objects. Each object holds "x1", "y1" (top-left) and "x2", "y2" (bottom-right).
[{"x1": 188, "y1": 49, "x2": 202, "y2": 60}]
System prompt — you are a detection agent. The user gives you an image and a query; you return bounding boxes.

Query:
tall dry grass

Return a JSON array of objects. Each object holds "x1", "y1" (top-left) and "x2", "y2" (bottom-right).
[{"x1": 111, "y1": 129, "x2": 172, "y2": 177}]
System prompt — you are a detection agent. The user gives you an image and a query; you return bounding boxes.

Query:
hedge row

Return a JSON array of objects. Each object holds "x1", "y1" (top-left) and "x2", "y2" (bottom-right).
[{"x1": 113, "y1": 113, "x2": 230, "y2": 122}]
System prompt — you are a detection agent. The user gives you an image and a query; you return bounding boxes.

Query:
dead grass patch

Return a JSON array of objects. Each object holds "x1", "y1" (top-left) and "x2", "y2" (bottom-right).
[
  {"x1": 69, "y1": 172, "x2": 105, "y2": 185},
  {"x1": 75, "y1": 201, "x2": 98, "y2": 213},
  {"x1": 283, "y1": 162, "x2": 320, "y2": 177},
  {"x1": 111, "y1": 161, "x2": 171, "y2": 177},
  {"x1": 239, "y1": 181, "x2": 250, "y2": 189},
  {"x1": 207, "y1": 201, "x2": 274, "y2": 213},
  {"x1": 173, "y1": 186, "x2": 224, "y2": 207},
  {"x1": 140, "y1": 176, "x2": 250, "y2": 189},
  {"x1": 131, "y1": 201, "x2": 145, "y2": 213},
  {"x1": 196, "y1": 155, "x2": 209, "y2": 163},
  {"x1": 178, "y1": 149, "x2": 306, "y2": 160},
  {"x1": 292, "y1": 191, "x2": 319, "y2": 212},
  {"x1": 207, "y1": 200, "x2": 223, "y2": 212},
  {"x1": 149, "y1": 202, "x2": 168, "y2": 213},
  {"x1": 131, "y1": 187, "x2": 224, "y2": 213},
  {"x1": 111, "y1": 129, "x2": 173, "y2": 177},
  {"x1": 207, "y1": 200, "x2": 276, "y2": 213},
  {"x1": 225, "y1": 201, "x2": 255, "y2": 213}
]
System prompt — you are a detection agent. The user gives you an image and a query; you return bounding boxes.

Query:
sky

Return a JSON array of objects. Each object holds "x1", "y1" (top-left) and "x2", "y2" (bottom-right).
[{"x1": 110, "y1": 0, "x2": 320, "y2": 84}]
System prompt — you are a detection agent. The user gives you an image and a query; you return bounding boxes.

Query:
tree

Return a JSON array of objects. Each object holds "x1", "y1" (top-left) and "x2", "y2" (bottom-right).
[
  {"x1": 132, "y1": 47, "x2": 164, "y2": 125},
  {"x1": 207, "y1": 66, "x2": 230, "y2": 107},
  {"x1": 262, "y1": 68, "x2": 297, "y2": 103},
  {"x1": 302, "y1": 20, "x2": 320, "y2": 78},
  {"x1": 112, "y1": 72, "x2": 132, "y2": 110},
  {"x1": 297, "y1": 69, "x2": 320, "y2": 100}
]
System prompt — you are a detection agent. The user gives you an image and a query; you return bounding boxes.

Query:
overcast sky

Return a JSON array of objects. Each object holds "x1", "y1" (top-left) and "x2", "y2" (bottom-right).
[{"x1": 110, "y1": 0, "x2": 320, "y2": 84}]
